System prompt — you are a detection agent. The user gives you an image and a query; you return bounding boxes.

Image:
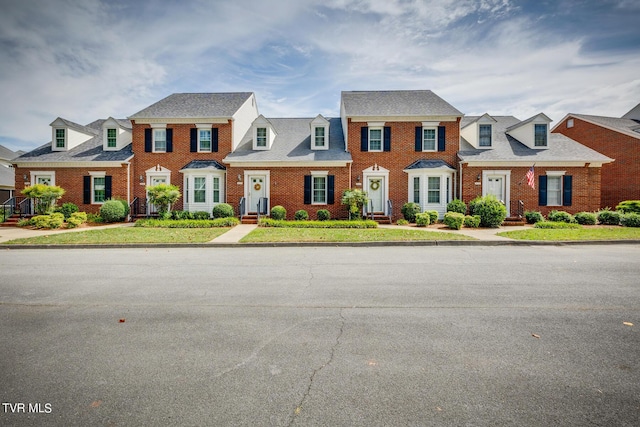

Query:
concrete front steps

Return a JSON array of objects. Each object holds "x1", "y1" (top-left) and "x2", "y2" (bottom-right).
[
  {"x1": 0, "y1": 215, "x2": 26, "y2": 227},
  {"x1": 502, "y1": 216, "x2": 526, "y2": 226}
]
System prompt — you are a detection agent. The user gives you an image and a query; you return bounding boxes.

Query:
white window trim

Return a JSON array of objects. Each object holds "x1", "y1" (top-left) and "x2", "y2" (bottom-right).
[
  {"x1": 407, "y1": 170, "x2": 455, "y2": 218},
  {"x1": 151, "y1": 123, "x2": 167, "y2": 153},
  {"x1": 368, "y1": 127, "x2": 383, "y2": 152},
  {"x1": 546, "y1": 173, "x2": 565, "y2": 206},
  {"x1": 255, "y1": 127, "x2": 268, "y2": 149},
  {"x1": 310, "y1": 171, "x2": 328, "y2": 205},
  {"x1": 182, "y1": 172, "x2": 226, "y2": 212},
  {"x1": 198, "y1": 128, "x2": 213, "y2": 152},
  {"x1": 478, "y1": 124, "x2": 492, "y2": 147},
  {"x1": 534, "y1": 123, "x2": 548, "y2": 147},
  {"x1": 192, "y1": 176, "x2": 207, "y2": 204},
  {"x1": 54, "y1": 128, "x2": 66, "y2": 150},
  {"x1": 313, "y1": 126, "x2": 329, "y2": 150},
  {"x1": 88, "y1": 171, "x2": 107, "y2": 205},
  {"x1": 30, "y1": 171, "x2": 56, "y2": 186},
  {"x1": 422, "y1": 126, "x2": 437, "y2": 152},
  {"x1": 567, "y1": 118, "x2": 574, "y2": 128},
  {"x1": 106, "y1": 128, "x2": 118, "y2": 148}
]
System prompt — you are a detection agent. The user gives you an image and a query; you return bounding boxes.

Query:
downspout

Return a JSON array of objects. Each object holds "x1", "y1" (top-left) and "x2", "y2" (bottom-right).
[{"x1": 459, "y1": 161, "x2": 463, "y2": 201}]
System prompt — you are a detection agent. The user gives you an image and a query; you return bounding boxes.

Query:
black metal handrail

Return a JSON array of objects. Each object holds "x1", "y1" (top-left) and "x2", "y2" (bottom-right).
[
  {"x1": 387, "y1": 199, "x2": 393, "y2": 219},
  {"x1": 17, "y1": 197, "x2": 32, "y2": 217},
  {"x1": 511, "y1": 199, "x2": 524, "y2": 218},
  {"x1": 129, "y1": 197, "x2": 139, "y2": 221},
  {"x1": 1, "y1": 197, "x2": 15, "y2": 222},
  {"x1": 256, "y1": 197, "x2": 268, "y2": 221},
  {"x1": 239, "y1": 197, "x2": 246, "y2": 218}
]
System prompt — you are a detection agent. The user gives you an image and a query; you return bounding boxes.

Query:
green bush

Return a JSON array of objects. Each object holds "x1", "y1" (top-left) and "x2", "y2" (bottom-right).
[
  {"x1": 212, "y1": 203, "x2": 234, "y2": 218},
  {"x1": 294, "y1": 210, "x2": 309, "y2": 221},
  {"x1": 87, "y1": 213, "x2": 103, "y2": 223},
  {"x1": 317, "y1": 209, "x2": 331, "y2": 221},
  {"x1": 171, "y1": 210, "x2": 194, "y2": 220},
  {"x1": 270, "y1": 205, "x2": 287, "y2": 220},
  {"x1": 397, "y1": 219, "x2": 409, "y2": 225},
  {"x1": 109, "y1": 198, "x2": 130, "y2": 218},
  {"x1": 524, "y1": 210, "x2": 544, "y2": 224},
  {"x1": 444, "y1": 212, "x2": 464, "y2": 230},
  {"x1": 425, "y1": 210, "x2": 439, "y2": 224},
  {"x1": 415, "y1": 213, "x2": 431, "y2": 227},
  {"x1": 548, "y1": 210, "x2": 575, "y2": 223},
  {"x1": 58, "y1": 202, "x2": 79, "y2": 219},
  {"x1": 597, "y1": 209, "x2": 621, "y2": 225},
  {"x1": 193, "y1": 211, "x2": 211, "y2": 220},
  {"x1": 259, "y1": 219, "x2": 377, "y2": 229},
  {"x1": 574, "y1": 212, "x2": 597, "y2": 225},
  {"x1": 534, "y1": 221, "x2": 582, "y2": 229},
  {"x1": 135, "y1": 217, "x2": 239, "y2": 228},
  {"x1": 446, "y1": 199, "x2": 467, "y2": 214},
  {"x1": 620, "y1": 213, "x2": 640, "y2": 227},
  {"x1": 100, "y1": 200, "x2": 126, "y2": 223},
  {"x1": 616, "y1": 200, "x2": 640, "y2": 214},
  {"x1": 401, "y1": 202, "x2": 421, "y2": 223},
  {"x1": 464, "y1": 215, "x2": 481, "y2": 228},
  {"x1": 468, "y1": 195, "x2": 507, "y2": 228},
  {"x1": 66, "y1": 212, "x2": 88, "y2": 228}
]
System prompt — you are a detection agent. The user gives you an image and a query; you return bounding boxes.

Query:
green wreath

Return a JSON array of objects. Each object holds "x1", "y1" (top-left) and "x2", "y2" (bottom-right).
[{"x1": 370, "y1": 180, "x2": 380, "y2": 191}]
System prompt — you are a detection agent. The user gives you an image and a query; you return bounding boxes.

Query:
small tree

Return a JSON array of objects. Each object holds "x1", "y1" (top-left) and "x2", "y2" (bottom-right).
[
  {"x1": 146, "y1": 184, "x2": 181, "y2": 216},
  {"x1": 341, "y1": 189, "x2": 367, "y2": 220},
  {"x1": 22, "y1": 184, "x2": 65, "y2": 214}
]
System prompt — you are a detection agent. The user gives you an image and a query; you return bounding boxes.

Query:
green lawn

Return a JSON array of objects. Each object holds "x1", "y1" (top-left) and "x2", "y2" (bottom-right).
[
  {"x1": 3, "y1": 227, "x2": 231, "y2": 245},
  {"x1": 240, "y1": 227, "x2": 476, "y2": 243},
  {"x1": 497, "y1": 226, "x2": 640, "y2": 241}
]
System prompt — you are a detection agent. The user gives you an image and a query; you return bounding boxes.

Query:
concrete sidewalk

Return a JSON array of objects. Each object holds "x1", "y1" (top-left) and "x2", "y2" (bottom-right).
[
  {"x1": 0, "y1": 222, "x2": 135, "y2": 243},
  {"x1": 209, "y1": 224, "x2": 258, "y2": 243}
]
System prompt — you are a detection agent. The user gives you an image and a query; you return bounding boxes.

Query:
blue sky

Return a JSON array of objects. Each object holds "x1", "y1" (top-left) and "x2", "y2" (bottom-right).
[{"x1": 1, "y1": 0, "x2": 639, "y2": 152}]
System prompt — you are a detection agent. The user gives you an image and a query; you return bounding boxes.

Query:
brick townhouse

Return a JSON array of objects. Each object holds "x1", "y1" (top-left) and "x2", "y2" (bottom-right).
[{"x1": 12, "y1": 90, "x2": 617, "y2": 220}]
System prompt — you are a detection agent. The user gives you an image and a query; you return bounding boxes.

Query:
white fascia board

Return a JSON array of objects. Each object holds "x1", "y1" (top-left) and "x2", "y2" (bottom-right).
[
  {"x1": 222, "y1": 160, "x2": 351, "y2": 168},
  {"x1": 13, "y1": 160, "x2": 132, "y2": 168},
  {"x1": 460, "y1": 160, "x2": 599, "y2": 167},
  {"x1": 133, "y1": 118, "x2": 229, "y2": 125},
  {"x1": 348, "y1": 115, "x2": 461, "y2": 123}
]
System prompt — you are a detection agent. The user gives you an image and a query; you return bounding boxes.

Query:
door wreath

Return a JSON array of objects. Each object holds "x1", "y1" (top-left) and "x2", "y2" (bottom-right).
[
  {"x1": 370, "y1": 180, "x2": 380, "y2": 191},
  {"x1": 254, "y1": 183, "x2": 262, "y2": 191}
]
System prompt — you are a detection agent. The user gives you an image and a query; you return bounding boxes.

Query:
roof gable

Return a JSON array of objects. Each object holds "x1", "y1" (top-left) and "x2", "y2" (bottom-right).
[
  {"x1": 129, "y1": 92, "x2": 254, "y2": 120},
  {"x1": 341, "y1": 90, "x2": 463, "y2": 118}
]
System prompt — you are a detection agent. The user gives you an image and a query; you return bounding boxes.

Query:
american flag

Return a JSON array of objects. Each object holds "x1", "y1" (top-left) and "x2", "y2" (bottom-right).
[{"x1": 526, "y1": 165, "x2": 535, "y2": 189}]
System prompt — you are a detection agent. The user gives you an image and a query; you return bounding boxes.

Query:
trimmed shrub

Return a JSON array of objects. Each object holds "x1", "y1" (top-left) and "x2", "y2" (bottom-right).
[
  {"x1": 597, "y1": 209, "x2": 621, "y2": 225},
  {"x1": 524, "y1": 210, "x2": 544, "y2": 224},
  {"x1": 548, "y1": 210, "x2": 575, "y2": 223},
  {"x1": 620, "y1": 213, "x2": 640, "y2": 227},
  {"x1": 464, "y1": 215, "x2": 481, "y2": 228},
  {"x1": 444, "y1": 212, "x2": 464, "y2": 230},
  {"x1": 87, "y1": 213, "x2": 103, "y2": 223},
  {"x1": 616, "y1": 200, "x2": 640, "y2": 214},
  {"x1": 317, "y1": 209, "x2": 331, "y2": 221},
  {"x1": 109, "y1": 198, "x2": 130, "y2": 218},
  {"x1": 259, "y1": 219, "x2": 377, "y2": 228},
  {"x1": 574, "y1": 212, "x2": 597, "y2": 225},
  {"x1": 171, "y1": 210, "x2": 194, "y2": 220},
  {"x1": 446, "y1": 199, "x2": 467, "y2": 214},
  {"x1": 401, "y1": 202, "x2": 421, "y2": 223},
  {"x1": 66, "y1": 212, "x2": 88, "y2": 228},
  {"x1": 425, "y1": 210, "x2": 439, "y2": 224},
  {"x1": 294, "y1": 210, "x2": 309, "y2": 221},
  {"x1": 270, "y1": 205, "x2": 287, "y2": 220},
  {"x1": 397, "y1": 219, "x2": 409, "y2": 225},
  {"x1": 58, "y1": 202, "x2": 79, "y2": 219},
  {"x1": 468, "y1": 195, "x2": 507, "y2": 228},
  {"x1": 100, "y1": 200, "x2": 126, "y2": 223},
  {"x1": 534, "y1": 221, "x2": 581, "y2": 229},
  {"x1": 135, "y1": 217, "x2": 239, "y2": 228},
  {"x1": 415, "y1": 213, "x2": 431, "y2": 227},
  {"x1": 193, "y1": 211, "x2": 210, "y2": 220},
  {"x1": 212, "y1": 203, "x2": 234, "y2": 218}
]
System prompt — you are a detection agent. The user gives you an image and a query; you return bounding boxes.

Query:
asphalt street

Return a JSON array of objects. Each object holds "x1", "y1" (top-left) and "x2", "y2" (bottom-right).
[{"x1": 1, "y1": 245, "x2": 639, "y2": 426}]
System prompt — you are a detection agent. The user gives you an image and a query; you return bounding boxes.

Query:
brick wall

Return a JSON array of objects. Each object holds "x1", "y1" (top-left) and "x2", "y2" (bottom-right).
[
  {"x1": 13, "y1": 165, "x2": 130, "y2": 214},
  {"x1": 348, "y1": 118, "x2": 461, "y2": 220},
  {"x1": 553, "y1": 117, "x2": 640, "y2": 208}
]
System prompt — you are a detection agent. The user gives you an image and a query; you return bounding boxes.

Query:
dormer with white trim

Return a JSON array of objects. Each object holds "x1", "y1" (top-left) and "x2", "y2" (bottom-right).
[
  {"x1": 50, "y1": 117, "x2": 95, "y2": 152},
  {"x1": 252, "y1": 115, "x2": 277, "y2": 150},
  {"x1": 102, "y1": 117, "x2": 132, "y2": 151},
  {"x1": 460, "y1": 113, "x2": 497, "y2": 149},
  {"x1": 506, "y1": 113, "x2": 552, "y2": 150},
  {"x1": 310, "y1": 114, "x2": 330, "y2": 150}
]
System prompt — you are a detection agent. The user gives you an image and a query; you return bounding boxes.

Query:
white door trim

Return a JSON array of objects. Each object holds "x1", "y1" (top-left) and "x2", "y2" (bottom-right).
[
  {"x1": 482, "y1": 170, "x2": 511, "y2": 216},
  {"x1": 244, "y1": 170, "x2": 270, "y2": 213}
]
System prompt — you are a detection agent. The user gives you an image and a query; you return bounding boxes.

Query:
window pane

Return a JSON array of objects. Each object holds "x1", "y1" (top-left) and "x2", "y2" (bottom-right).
[
  {"x1": 199, "y1": 130, "x2": 211, "y2": 151},
  {"x1": 313, "y1": 176, "x2": 326, "y2": 203},
  {"x1": 535, "y1": 124, "x2": 547, "y2": 146},
  {"x1": 212, "y1": 177, "x2": 220, "y2": 203},
  {"x1": 107, "y1": 128, "x2": 117, "y2": 147},
  {"x1": 257, "y1": 128, "x2": 267, "y2": 146},
  {"x1": 56, "y1": 129, "x2": 65, "y2": 147},
  {"x1": 369, "y1": 129, "x2": 382, "y2": 151},
  {"x1": 94, "y1": 177, "x2": 105, "y2": 203},
  {"x1": 315, "y1": 127, "x2": 325, "y2": 147},
  {"x1": 427, "y1": 177, "x2": 440, "y2": 203},
  {"x1": 413, "y1": 177, "x2": 420, "y2": 204},
  {"x1": 479, "y1": 125, "x2": 492, "y2": 147},
  {"x1": 194, "y1": 177, "x2": 206, "y2": 203},
  {"x1": 154, "y1": 129, "x2": 166, "y2": 151},
  {"x1": 547, "y1": 176, "x2": 561, "y2": 205},
  {"x1": 423, "y1": 128, "x2": 436, "y2": 151}
]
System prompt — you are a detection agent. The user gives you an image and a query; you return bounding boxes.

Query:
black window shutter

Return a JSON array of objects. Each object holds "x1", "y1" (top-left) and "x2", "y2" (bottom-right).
[
  {"x1": 304, "y1": 175, "x2": 312, "y2": 205},
  {"x1": 538, "y1": 176, "x2": 547, "y2": 206},
  {"x1": 563, "y1": 175, "x2": 573, "y2": 206},
  {"x1": 166, "y1": 129, "x2": 173, "y2": 152},
  {"x1": 83, "y1": 176, "x2": 91, "y2": 204},
  {"x1": 383, "y1": 127, "x2": 391, "y2": 152},
  {"x1": 360, "y1": 127, "x2": 368, "y2": 152},
  {"x1": 437, "y1": 126, "x2": 446, "y2": 152},
  {"x1": 105, "y1": 176, "x2": 112, "y2": 200},
  {"x1": 144, "y1": 129, "x2": 152, "y2": 152},
  {"x1": 415, "y1": 127, "x2": 422, "y2": 151},
  {"x1": 212, "y1": 128, "x2": 219, "y2": 152},
  {"x1": 327, "y1": 175, "x2": 335, "y2": 205},
  {"x1": 190, "y1": 128, "x2": 197, "y2": 152}
]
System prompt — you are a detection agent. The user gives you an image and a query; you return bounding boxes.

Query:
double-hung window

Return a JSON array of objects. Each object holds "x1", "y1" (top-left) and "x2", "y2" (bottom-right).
[
  {"x1": 55, "y1": 129, "x2": 65, "y2": 148},
  {"x1": 312, "y1": 176, "x2": 327, "y2": 204},
  {"x1": 369, "y1": 128, "x2": 382, "y2": 151},
  {"x1": 534, "y1": 124, "x2": 547, "y2": 147},
  {"x1": 107, "y1": 129, "x2": 117, "y2": 148},
  {"x1": 413, "y1": 177, "x2": 420, "y2": 204},
  {"x1": 154, "y1": 129, "x2": 167, "y2": 152},
  {"x1": 479, "y1": 124, "x2": 492, "y2": 147},
  {"x1": 427, "y1": 177, "x2": 440, "y2": 204},
  {"x1": 93, "y1": 176, "x2": 106, "y2": 203},
  {"x1": 212, "y1": 177, "x2": 220, "y2": 203},
  {"x1": 547, "y1": 176, "x2": 562, "y2": 206},
  {"x1": 256, "y1": 128, "x2": 267, "y2": 147},
  {"x1": 194, "y1": 177, "x2": 206, "y2": 203},
  {"x1": 199, "y1": 129, "x2": 212, "y2": 152},
  {"x1": 423, "y1": 128, "x2": 436, "y2": 151},
  {"x1": 314, "y1": 127, "x2": 326, "y2": 148}
]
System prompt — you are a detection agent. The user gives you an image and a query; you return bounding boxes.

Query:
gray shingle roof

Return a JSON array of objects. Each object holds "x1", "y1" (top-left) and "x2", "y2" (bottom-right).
[
  {"x1": 341, "y1": 90, "x2": 463, "y2": 117},
  {"x1": 129, "y1": 93, "x2": 254, "y2": 119},
  {"x1": 571, "y1": 114, "x2": 640, "y2": 137},
  {"x1": 13, "y1": 119, "x2": 133, "y2": 163},
  {"x1": 405, "y1": 159, "x2": 455, "y2": 170},
  {"x1": 458, "y1": 116, "x2": 612, "y2": 163},
  {"x1": 180, "y1": 160, "x2": 226, "y2": 170},
  {"x1": 225, "y1": 118, "x2": 351, "y2": 163}
]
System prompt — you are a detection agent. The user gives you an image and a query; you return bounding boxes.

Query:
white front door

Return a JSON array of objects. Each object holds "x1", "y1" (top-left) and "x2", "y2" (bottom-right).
[
  {"x1": 148, "y1": 176, "x2": 167, "y2": 214},
  {"x1": 249, "y1": 175, "x2": 266, "y2": 212},
  {"x1": 367, "y1": 177, "x2": 385, "y2": 212},
  {"x1": 487, "y1": 176, "x2": 505, "y2": 203}
]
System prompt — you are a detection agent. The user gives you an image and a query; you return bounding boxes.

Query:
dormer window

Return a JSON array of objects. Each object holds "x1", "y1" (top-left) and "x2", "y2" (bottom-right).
[
  {"x1": 55, "y1": 129, "x2": 66, "y2": 148},
  {"x1": 256, "y1": 127, "x2": 267, "y2": 147},
  {"x1": 310, "y1": 115, "x2": 330, "y2": 151},
  {"x1": 534, "y1": 124, "x2": 548, "y2": 147},
  {"x1": 106, "y1": 128, "x2": 117, "y2": 148},
  {"x1": 314, "y1": 127, "x2": 326, "y2": 148},
  {"x1": 422, "y1": 127, "x2": 436, "y2": 151},
  {"x1": 479, "y1": 124, "x2": 492, "y2": 147}
]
